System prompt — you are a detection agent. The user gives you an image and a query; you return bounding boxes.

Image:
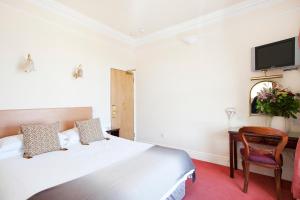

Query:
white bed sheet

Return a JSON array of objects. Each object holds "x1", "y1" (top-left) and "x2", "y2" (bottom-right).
[
  {"x1": 0, "y1": 135, "x2": 153, "y2": 200},
  {"x1": 0, "y1": 135, "x2": 191, "y2": 200}
]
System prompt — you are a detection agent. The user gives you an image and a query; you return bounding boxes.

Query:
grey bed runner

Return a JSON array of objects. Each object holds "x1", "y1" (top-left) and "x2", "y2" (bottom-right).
[{"x1": 28, "y1": 145, "x2": 195, "y2": 200}]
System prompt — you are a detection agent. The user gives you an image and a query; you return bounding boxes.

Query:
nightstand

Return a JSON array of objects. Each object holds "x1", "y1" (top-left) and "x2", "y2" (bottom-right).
[{"x1": 106, "y1": 128, "x2": 120, "y2": 137}]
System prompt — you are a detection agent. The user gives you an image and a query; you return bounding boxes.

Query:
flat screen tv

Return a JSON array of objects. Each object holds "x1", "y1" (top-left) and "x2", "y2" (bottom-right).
[{"x1": 252, "y1": 37, "x2": 300, "y2": 71}]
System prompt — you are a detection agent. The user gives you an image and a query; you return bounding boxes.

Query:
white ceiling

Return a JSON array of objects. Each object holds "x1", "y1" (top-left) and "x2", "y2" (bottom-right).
[{"x1": 55, "y1": 0, "x2": 247, "y2": 37}]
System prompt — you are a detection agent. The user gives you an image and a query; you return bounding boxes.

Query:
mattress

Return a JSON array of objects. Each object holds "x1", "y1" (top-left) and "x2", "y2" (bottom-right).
[{"x1": 0, "y1": 134, "x2": 193, "y2": 200}]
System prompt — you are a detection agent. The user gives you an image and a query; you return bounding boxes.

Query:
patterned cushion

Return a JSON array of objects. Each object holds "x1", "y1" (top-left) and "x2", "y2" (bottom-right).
[
  {"x1": 21, "y1": 122, "x2": 61, "y2": 158},
  {"x1": 75, "y1": 118, "x2": 104, "y2": 144}
]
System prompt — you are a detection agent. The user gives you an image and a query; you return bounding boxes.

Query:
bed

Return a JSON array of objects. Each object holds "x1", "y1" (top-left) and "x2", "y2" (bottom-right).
[{"x1": 0, "y1": 107, "x2": 195, "y2": 200}]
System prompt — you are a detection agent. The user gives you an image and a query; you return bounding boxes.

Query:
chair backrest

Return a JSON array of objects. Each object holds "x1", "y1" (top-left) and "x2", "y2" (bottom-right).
[{"x1": 239, "y1": 126, "x2": 288, "y2": 165}]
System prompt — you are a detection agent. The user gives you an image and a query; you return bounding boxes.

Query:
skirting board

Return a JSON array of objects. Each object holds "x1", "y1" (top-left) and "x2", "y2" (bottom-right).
[
  {"x1": 186, "y1": 149, "x2": 229, "y2": 167},
  {"x1": 137, "y1": 139, "x2": 229, "y2": 167}
]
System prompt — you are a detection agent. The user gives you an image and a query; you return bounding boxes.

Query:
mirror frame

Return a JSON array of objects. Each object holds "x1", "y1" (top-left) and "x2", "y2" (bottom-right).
[{"x1": 249, "y1": 80, "x2": 277, "y2": 116}]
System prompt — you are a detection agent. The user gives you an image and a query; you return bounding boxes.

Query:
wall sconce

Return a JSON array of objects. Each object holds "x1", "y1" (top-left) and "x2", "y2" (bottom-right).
[
  {"x1": 73, "y1": 64, "x2": 83, "y2": 79},
  {"x1": 23, "y1": 54, "x2": 35, "y2": 72}
]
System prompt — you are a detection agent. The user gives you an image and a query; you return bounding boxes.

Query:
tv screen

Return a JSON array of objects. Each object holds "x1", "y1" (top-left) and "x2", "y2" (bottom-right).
[{"x1": 255, "y1": 37, "x2": 295, "y2": 70}]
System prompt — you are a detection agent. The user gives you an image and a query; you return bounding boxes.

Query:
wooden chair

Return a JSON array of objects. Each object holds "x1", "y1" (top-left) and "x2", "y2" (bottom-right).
[{"x1": 239, "y1": 126, "x2": 288, "y2": 200}]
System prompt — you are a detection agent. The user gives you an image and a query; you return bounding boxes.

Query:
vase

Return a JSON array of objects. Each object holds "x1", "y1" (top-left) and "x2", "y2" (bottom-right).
[{"x1": 270, "y1": 116, "x2": 289, "y2": 133}]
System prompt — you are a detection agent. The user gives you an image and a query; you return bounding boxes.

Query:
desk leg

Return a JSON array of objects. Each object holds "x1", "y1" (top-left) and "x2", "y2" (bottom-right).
[
  {"x1": 234, "y1": 140, "x2": 238, "y2": 170},
  {"x1": 229, "y1": 135, "x2": 234, "y2": 178}
]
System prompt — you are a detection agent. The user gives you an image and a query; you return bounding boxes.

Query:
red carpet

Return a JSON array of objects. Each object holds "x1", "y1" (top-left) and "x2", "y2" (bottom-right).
[{"x1": 184, "y1": 160, "x2": 292, "y2": 200}]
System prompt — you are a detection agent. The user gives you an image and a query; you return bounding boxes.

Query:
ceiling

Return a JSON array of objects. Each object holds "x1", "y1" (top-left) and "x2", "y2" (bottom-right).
[{"x1": 55, "y1": 0, "x2": 247, "y2": 38}]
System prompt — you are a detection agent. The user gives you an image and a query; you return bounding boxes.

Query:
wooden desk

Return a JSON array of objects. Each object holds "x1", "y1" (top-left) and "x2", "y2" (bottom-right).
[{"x1": 228, "y1": 130, "x2": 298, "y2": 178}]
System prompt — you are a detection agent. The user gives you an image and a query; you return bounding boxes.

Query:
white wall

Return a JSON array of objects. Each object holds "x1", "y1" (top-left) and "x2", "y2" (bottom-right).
[
  {"x1": 1, "y1": 0, "x2": 300, "y2": 181},
  {"x1": 135, "y1": 0, "x2": 300, "y2": 180},
  {"x1": 0, "y1": 1, "x2": 134, "y2": 129}
]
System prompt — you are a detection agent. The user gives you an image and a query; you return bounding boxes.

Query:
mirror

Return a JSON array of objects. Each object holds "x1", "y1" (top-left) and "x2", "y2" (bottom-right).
[{"x1": 250, "y1": 81, "x2": 276, "y2": 115}]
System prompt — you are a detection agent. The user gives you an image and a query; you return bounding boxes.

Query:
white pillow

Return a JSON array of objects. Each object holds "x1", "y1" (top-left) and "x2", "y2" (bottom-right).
[
  {"x1": 0, "y1": 149, "x2": 23, "y2": 160},
  {"x1": 59, "y1": 128, "x2": 80, "y2": 148},
  {"x1": 58, "y1": 133, "x2": 67, "y2": 148},
  {"x1": 0, "y1": 132, "x2": 66, "y2": 160},
  {"x1": 0, "y1": 134, "x2": 23, "y2": 152}
]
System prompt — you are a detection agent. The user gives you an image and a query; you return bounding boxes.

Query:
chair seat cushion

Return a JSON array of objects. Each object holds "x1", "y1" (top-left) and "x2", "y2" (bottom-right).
[{"x1": 240, "y1": 148, "x2": 276, "y2": 165}]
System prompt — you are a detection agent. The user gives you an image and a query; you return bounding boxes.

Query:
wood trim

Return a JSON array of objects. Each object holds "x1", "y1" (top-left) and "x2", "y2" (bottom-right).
[{"x1": 0, "y1": 107, "x2": 92, "y2": 138}]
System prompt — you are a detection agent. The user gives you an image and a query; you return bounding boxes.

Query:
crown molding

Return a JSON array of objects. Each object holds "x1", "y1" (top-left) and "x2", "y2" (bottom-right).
[
  {"x1": 134, "y1": 0, "x2": 284, "y2": 46},
  {"x1": 6, "y1": 0, "x2": 287, "y2": 47},
  {"x1": 25, "y1": 0, "x2": 135, "y2": 46}
]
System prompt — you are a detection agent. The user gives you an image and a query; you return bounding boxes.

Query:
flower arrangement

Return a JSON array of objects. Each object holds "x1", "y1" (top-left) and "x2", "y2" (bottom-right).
[{"x1": 256, "y1": 83, "x2": 300, "y2": 118}]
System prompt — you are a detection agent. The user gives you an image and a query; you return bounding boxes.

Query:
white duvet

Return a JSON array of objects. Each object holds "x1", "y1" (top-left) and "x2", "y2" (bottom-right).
[{"x1": 0, "y1": 135, "x2": 153, "y2": 200}]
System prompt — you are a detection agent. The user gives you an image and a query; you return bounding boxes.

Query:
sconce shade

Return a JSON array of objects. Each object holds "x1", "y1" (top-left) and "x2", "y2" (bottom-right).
[
  {"x1": 23, "y1": 54, "x2": 35, "y2": 72},
  {"x1": 73, "y1": 64, "x2": 83, "y2": 79}
]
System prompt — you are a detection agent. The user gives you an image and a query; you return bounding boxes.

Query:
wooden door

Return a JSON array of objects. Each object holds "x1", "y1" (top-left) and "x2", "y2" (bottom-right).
[{"x1": 110, "y1": 68, "x2": 134, "y2": 140}]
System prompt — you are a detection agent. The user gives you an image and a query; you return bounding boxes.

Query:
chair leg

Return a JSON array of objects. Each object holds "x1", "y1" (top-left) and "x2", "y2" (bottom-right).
[
  {"x1": 242, "y1": 160, "x2": 250, "y2": 193},
  {"x1": 274, "y1": 168, "x2": 282, "y2": 200}
]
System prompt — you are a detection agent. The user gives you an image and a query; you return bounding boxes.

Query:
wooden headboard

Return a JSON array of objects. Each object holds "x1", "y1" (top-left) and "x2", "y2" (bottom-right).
[{"x1": 0, "y1": 107, "x2": 92, "y2": 138}]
